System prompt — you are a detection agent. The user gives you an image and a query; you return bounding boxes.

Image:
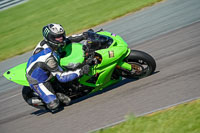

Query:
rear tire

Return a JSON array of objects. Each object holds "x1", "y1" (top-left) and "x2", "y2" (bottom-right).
[
  {"x1": 22, "y1": 86, "x2": 47, "y2": 110},
  {"x1": 22, "y1": 86, "x2": 33, "y2": 103},
  {"x1": 122, "y1": 50, "x2": 156, "y2": 79}
]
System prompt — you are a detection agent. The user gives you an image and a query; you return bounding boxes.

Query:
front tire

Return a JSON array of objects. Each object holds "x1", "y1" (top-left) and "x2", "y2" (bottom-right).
[{"x1": 122, "y1": 50, "x2": 156, "y2": 79}]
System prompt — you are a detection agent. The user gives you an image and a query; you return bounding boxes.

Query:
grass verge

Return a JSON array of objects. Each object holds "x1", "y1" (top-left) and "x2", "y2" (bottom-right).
[
  {"x1": 0, "y1": 0, "x2": 162, "y2": 61},
  {"x1": 94, "y1": 99, "x2": 200, "y2": 133}
]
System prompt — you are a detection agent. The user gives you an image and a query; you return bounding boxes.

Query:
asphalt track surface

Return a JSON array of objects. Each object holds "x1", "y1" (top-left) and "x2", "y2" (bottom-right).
[{"x1": 0, "y1": 0, "x2": 200, "y2": 133}]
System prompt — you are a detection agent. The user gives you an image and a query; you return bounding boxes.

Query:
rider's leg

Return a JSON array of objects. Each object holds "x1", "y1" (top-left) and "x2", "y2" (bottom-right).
[
  {"x1": 23, "y1": 82, "x2": 71, "y2": 111},
  {"x1": 30, "y1": 82, "x2": 60, "y2": 111}
]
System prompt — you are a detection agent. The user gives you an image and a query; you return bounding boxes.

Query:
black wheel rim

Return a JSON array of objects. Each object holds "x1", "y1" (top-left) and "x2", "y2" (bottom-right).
[{"x1": 126, "y1": 59, "x2": 152, "y2": 78}]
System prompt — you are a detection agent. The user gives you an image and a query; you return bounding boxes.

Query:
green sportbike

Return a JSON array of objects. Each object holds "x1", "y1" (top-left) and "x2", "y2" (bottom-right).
[{"x1": 3, "y1": 30, "x2": 156, "y2": 110}]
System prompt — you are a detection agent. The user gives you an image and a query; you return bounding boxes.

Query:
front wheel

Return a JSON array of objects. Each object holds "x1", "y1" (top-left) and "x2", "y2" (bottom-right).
[{"x1": 121, "y1": 50, "x2": 156, "y2": 79}]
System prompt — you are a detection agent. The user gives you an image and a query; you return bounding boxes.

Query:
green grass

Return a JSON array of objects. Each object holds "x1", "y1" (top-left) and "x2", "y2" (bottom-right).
[
  {"x1": 95, "y1": 99, "x2": 200, "y2": 133},
  {"x1": 0, "y1": 0, "x2": 162, "y2": 61}
]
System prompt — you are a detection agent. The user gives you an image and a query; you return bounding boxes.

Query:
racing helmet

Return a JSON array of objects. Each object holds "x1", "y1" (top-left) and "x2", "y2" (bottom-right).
[{"x1": 42, "y1": 23, "x2": 66, "y2": 48}]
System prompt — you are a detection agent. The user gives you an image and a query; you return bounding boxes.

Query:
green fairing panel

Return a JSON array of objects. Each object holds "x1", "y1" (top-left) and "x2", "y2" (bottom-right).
[
  {"x1": 95, "y1": 47, "x2": 127, "y2": 69},
  {"x1": 3, "y1": 62, "x2": 29, "y2": 86},
  {"x1": 60, "y1": 43, "x2": 84, "y2": 67},
  {"x1": 79, "y1": 62, "x2": 120, "y2": 90},
  {"x1": 95, "y1": 31, "x2": 130, "y2": 70},
  {"x1": 79, "y1": 31, "x2": 131, "y2": 92}
]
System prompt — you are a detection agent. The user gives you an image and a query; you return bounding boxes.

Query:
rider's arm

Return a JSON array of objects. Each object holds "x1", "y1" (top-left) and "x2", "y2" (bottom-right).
[
  {"x1": 65, "y1": 33, "x2": 86, "y2": 44},
  {"x1": 52, "y1": 66, "x2": 81, "y2": 83},
  {"x1": 45, "y1": 54, "x2": 89, "y2": 83},
  {"x1": 45, "y1": 55, "x2": 81, "y2": 83}
]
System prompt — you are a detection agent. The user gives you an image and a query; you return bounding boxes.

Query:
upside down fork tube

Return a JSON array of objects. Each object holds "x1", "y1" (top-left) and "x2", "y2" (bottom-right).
[
  {"x1": 119, "y1": 50, "x2": 156, "y2": 79},
  {"x1": 117, "y1": 48, "x2": 132, "y2": 71}
]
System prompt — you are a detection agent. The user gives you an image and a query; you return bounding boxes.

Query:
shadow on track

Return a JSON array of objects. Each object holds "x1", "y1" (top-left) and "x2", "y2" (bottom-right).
[
  {"x1": 31, "y1": 71, "x2": 159, "y2": 115},
  {"x1": 72, "y1": 71, "x2": 159, "y2": 105},
  {"x1": 72, "y1": 79, "x2": 135, "y2": 104},
  {"x1": 31, "y1": 79, "x2": 135, "y2": 116}
]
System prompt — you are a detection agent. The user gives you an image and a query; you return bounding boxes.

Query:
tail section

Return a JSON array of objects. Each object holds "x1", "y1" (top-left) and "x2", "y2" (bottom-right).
[{"x1": 3, "y1": 62, "x2": 29, "y2": 86}]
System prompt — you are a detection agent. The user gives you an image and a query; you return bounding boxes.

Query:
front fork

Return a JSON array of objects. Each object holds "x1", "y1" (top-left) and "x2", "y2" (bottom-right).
[{"x1": 117, "y1": 49, "x2": 132, "y2": 71}]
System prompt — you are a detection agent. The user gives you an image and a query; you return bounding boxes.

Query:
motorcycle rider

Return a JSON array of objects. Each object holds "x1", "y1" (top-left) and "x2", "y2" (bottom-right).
[
  {"x1": 24, "y1": 23, "x2": 90, "y2": 112},
  {"x1": 23, "y1": 23, "x2": 114, "y2": 112}
]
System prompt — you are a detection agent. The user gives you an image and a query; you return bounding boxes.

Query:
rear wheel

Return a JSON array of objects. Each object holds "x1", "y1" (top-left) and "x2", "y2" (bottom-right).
[
  {"x1": 121, "y1": 50, "x2": 156, "y2": 79},
  {"x1": 22, "y1": 86, "x2": 46, "y2": 110}
]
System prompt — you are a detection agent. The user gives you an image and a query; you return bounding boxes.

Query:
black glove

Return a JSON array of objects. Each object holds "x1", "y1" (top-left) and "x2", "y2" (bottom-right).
[
  {"x1": 82, "y1": 32, "x2": 88, "y2": 40},
  {"x1": 82, "y1": 29, "x2": 94, "y2": 39},
  {"x1": 80, "y1": 65, "x2": 90, "y2": 76},
  {"x1": 87, "y1": 29, "x2": 94, "y2": 32}
]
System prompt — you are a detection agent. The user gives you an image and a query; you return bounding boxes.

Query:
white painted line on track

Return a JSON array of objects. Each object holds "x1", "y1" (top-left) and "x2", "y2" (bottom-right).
[
  {"x1": 0, "y1": 0, "x2": 28, "y2": 11},
  {"x1": 89, "y1": 96, "x2": 200, "y2": 133},
  {"x1": 0, "y1": 0, "x2": 21, "y2": 5}
]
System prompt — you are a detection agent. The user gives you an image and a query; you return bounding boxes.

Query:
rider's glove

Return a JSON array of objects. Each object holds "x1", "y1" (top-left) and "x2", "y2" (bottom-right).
[
  {"x1": 80, "y1": 65, "x2": 90, "y2": 76},
  {"x1": 82, "y1": 32, "x2": 88, "y2": 40},
  {"x1": 82, "y1": 29, "x2": 95, "y2": 39}
]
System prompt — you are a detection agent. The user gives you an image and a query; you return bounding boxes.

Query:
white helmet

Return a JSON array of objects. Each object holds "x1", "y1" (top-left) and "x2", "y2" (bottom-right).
[{"x1": 42, "y1": 23, "x2": 66, "y2": 48}]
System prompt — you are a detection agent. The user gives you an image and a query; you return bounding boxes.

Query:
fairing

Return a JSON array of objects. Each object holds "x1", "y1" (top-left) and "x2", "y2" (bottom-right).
[
  {"x1": 60, "y1": 43, "x2": 84, "y2": 67},
  {"x1": 78, "y1": 31, "x2": 132, "y2": 92},
  {"x1": 3, "y1": 62, "x2": 29, "y2": 86},
  {"x1": 3, "y1": 31, "x2": 132, "y2": 93}
]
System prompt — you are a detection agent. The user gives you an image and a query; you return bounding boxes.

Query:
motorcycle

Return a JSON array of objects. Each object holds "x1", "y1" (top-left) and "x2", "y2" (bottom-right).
[{"x1": 3, "y1": 30, "x2": 156, "y2": 110}]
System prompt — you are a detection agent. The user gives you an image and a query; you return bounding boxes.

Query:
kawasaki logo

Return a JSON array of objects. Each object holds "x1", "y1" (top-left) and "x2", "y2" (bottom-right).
[{"x1": 43, "y1": 28, "x2": 50, "y2": 37}]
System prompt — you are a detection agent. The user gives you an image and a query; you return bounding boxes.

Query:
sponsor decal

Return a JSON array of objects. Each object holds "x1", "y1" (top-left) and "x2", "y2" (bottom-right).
[
  {"x1": 43, "y1": 28, "x2": 50, "y2": 37},
  {"x1": 108, "y1": 51, "x2": 114, "y2": 58},
  {"x1": 111, "y1": 33, "x2": 117, "y2": 36}
]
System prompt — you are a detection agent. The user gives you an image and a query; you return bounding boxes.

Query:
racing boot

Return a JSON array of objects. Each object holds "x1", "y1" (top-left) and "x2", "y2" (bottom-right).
[
  {"x1": 56, "y1": 93, "x2": 71, "y2": 105},
  {"x1": 46, "y1": 99, "x2": 60, "y2": 112}
]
